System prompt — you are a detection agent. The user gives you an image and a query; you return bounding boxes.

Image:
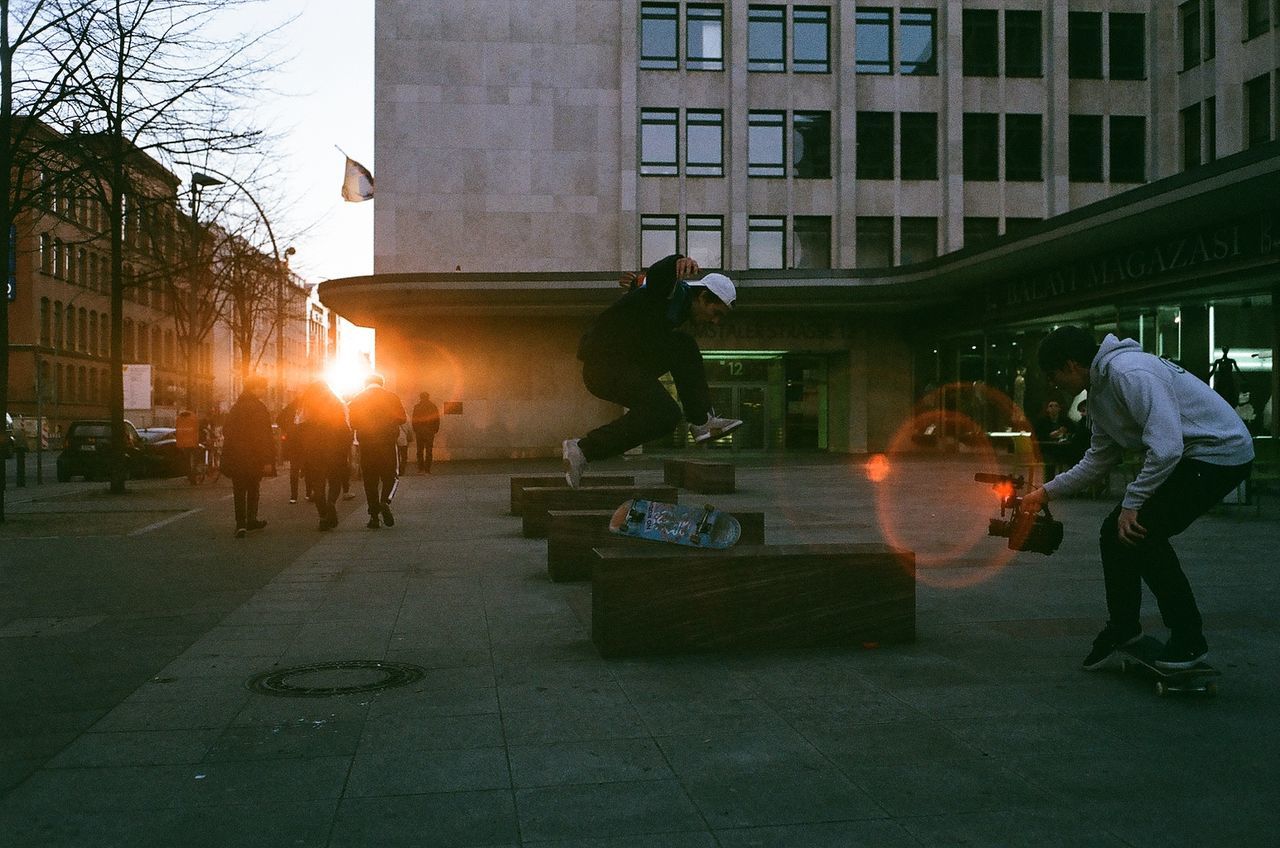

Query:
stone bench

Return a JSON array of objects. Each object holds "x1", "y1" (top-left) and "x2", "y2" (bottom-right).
[
  {"x1": 546, "y1": 509, "x2": 766, "y2": 582},
  {"x1": 509, "y1": 474, "x2": 636, "y2": 515},
  {"x1": 663, "y1": 458, "x2": 735, "y2": 494},
  {"x1": 520, "y1": 485, "x2": 679, "y2": 539},
  {"x1": 591, "y1": 543, "x2": 916, "y2": 658}
]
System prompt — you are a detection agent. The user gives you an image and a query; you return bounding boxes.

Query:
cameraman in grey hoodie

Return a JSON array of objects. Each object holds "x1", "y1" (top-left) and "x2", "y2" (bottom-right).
[{"x1": 1020, "y1": 326, "x2": 1253, "y2": 671}]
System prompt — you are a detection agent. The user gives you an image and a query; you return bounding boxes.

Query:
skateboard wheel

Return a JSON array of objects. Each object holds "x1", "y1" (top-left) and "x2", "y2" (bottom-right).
[{"x1": 1155, "y1": 681, "x2": 1169, "y2": 697}]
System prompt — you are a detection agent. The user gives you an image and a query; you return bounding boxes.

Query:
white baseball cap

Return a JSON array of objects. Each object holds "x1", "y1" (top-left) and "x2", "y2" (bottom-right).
[{"x1": 696, "y1": 272, "x2": 736, "y2": 307}]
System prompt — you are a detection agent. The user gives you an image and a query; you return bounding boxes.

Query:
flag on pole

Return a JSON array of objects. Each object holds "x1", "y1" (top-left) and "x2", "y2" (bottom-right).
[{"x1": 340, "y1": 155, "x2": 374, "y2": 202}]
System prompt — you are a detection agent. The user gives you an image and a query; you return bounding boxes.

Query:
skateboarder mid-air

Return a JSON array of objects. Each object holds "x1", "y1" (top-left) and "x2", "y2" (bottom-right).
[
  {"x1": 563, "y1": 254, "x2": 742, "y2": 488},
  {"x1": 1018, "y1": 326, "x2": 1253, "y2": 671}
]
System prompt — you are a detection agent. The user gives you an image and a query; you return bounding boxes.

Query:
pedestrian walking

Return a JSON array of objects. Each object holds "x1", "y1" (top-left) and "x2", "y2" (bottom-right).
[
  {"x1": 221, "y1": 376, "x2": 275, "y2": 538},
  {"x1": 1019, "y1": 327, "x2": 1254, "y2": 670},
  {"x1": 396, "y1": 420, "x2": 413, "y2": 473},
  {"x1": 298, "y1": 381, "x2": 352, "y2": 531},
  {"x1": 412, "y1": 391, "x2": 441, "y2": 473},
  {"x1": 277, "y1": 392, "x2": 310, "y2": 504},
  {"x1": 347, "y1": 374, "x2": 408, "y2": 529}
]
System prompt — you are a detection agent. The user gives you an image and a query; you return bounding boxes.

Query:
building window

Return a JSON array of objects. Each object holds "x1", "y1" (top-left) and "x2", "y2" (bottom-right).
[
  {"x1": 1068, "y1": 12, "x2": 1103, "y2": 80},
  {"x1": 792, "y1": 216, "x2": 831, "y2": 269},
  {"x1": 856, "y1": 217, "x2": 893, "y2": 267},
  {"x1": 1245, "y1": 73, "x2": 1272, "y2": 148},
  {"x1": 899, "y1": 9, "x2": 937, "y2": 75},
  {"x1": 1205, "y1": 97, "x2": 1216, "y2": 162},
  {"x1": 1246, "y1": 0, "x2": 1270, "y2": 39},
  {"x1": 123, "y1": 319, "x2": 135, "y2": 360},
  {"x1": 640, "y1": 3, "x2": 678, "y2": 70},
  {"x1": 686, "y1": 110, "x2": 724, "y2": 176},
  {"x1": 686, "y1": 215, "x2": 723, "y2": 269},
  {"x1": 792, "y1": 111, "x2": 831, "y2": 179},
  {"x1": 856, "y1": 112, "x2": 894, "y2": 180},
  {"x1": 1181, "y1": 103, "x2": 1202, "y2": 171},
  {"x1": 40, "y1": 298, "x2": 51, "y2": 345},
  {"x1": 640, "y1": 109, "x2": 678, "y2": 175},
  {"x1": 1005, "y1": 10, "x2": 1042, "y2": 78},
  {"x1": 1109, "y1": 14, "x2": 1145, "y2": 80},
  {"x1": 793, "y1": 7, "x2": 830, "y2": 73},
  {"x1": 900, "y1": 217, "x2": 937, "y2": 265},
  {"x1": 748, "y1": 111, "x2": 786, "y2": 177},
  {"x1": 747, "y1": 216, "x2": 785, "y2": 269},
  {"x1": 964, "y1": 218, "x2": 999, "y2": 249},
  {"x1": 39, "y1": 232, "x2": 51, "y2": 273},
  {"x1": 52, "y1": 239, "x2": 62, "y2": 277},
  {"x1": 686, "y1": 4, "x2": 723, "y2": 71},
  {"x1": 641, "y1": 215, "x2": 678, "y2": 267},
  {"x1": 1110, "y1": 116, "x2": 1145, "y2": 183},
  {"x1": 900, "y1": 112, "x2": 937, "y2": 180},
  {"x1": 1005, "y1": 114, "x2": 1043, "y2": 182},
  {"x1": 962, "y1": 113, "x2": 998, "y2": 181},
  {"x1": 962, "y1": 9, "x2": 998, "y2": 77},
  {"x1": 1180, "y1": 1, "x2": 1201, "y2": 71},
  {"x1": 1203, "y1": 0, "x2": 1214, "y2": 61},
  {"x1": 78, "y1": 307, "x2": 88, "y2": 352},
  {"x1": 748, "y1": 5, "x2": 785, "y2": 72},
  {"x1": 855, "y1": 8, "x2": 892, "y2": 74},
  {"x1": 1069, "y1": 115, "x2": 1104, "y2": 182}
]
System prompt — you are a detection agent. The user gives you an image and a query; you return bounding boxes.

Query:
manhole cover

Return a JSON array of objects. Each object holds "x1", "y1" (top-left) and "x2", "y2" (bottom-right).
[{"x1": 246, "y1": 661, "x2": 426, "y2": 698}]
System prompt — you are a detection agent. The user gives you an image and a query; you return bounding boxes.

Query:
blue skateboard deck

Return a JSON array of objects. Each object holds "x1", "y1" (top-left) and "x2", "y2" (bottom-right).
[{"x1": 609, "y1": 499, "x2": 741, "y2": 549}]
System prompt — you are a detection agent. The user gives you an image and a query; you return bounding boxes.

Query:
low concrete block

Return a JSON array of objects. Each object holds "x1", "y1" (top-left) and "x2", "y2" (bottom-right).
[
  {"x1": 509, "y1": 475, "x2": 635, "y2": 515},
  {"x1": 663, "y1": 458, "x2": 735, "y2": 493},
  {"x1": 591, "y1": 543, "x2": 915, "y2": 657},
  {"x1": 546, "y1": 510, "x2": 766, "y2": 582},
  {"x1": 520, "y1": 485, "x2": 679, "y2": 538}
]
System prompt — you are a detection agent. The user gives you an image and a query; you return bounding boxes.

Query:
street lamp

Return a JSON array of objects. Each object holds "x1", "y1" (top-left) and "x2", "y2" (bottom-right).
[{"x1": 188, "y1": 172, "x2": 223, "y2": 413}]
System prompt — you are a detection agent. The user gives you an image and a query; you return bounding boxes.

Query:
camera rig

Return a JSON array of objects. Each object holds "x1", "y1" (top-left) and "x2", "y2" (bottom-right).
[{"x1": 974, "y1": 473, "x2": 1064, "y2": 555}]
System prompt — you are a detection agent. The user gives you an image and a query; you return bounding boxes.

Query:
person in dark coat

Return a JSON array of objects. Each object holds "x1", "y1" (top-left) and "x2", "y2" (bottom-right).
[
  {"x1": 562, "y1": 254, "x2": 741, "y2": 488},
  {"x1": 221, "y1": 376, "x2": 275, "y2": 538},
  {"x1": 347, "y1": 374, "x2": 408, "y2": 529},
  {"x1": 298, "y1": 381, "x2": 351, "y2": 531},
  {"x1": 277, "y1": 392, "x2": 311, "y2": 504},
  {"x1": 411, "y1": 391, "x2": 441, "y2": 473}
]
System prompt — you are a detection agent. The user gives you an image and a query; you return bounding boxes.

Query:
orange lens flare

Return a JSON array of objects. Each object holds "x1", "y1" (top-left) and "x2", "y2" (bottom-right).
[{"x1": 865, "y1": 453, "x2": 891, "y2": 483}]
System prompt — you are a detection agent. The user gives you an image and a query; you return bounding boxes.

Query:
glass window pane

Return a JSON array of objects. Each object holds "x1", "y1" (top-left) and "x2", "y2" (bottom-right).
[
  {"x1": 748, "y1": 111, "x2": 786, "y2": 177},
  {"x1": 900, "y1": 9, "x2": 936, "y2": 75},
  {"x1": 748, "y1": 6, "x2": 785, "y2": 72},
  {"x1": 1069, "y1": 12, "x2": 1103, "y2": 79},
  {"x1": 1069, "y1": 114, "x2": 1104, "y2": 182},
  {"x1": 1005, "y1": 10, "x2": 1042, "y2": 77},
  {"x1": 1109, "y1": 13, "x2": 1145, "y2": 80},
  {"x1": 748, "y1": 217, "x2": 785, "y2": 269},
  {"x1": 640, "y1": 3, "x2": 679, "y2": 70},
  {"x1": 687, "y1": 5, "x2": 724, "y2": 71},
  {"x1": 964, "y1": 217, "x2": 999, "y2": 249},
  {"x1": 1180, "y1": 1, "x2": 1200, "y2": 70},
  {"x1": 792, "y1": 111, "x2": 831, "y2": 179},
  {"x1": 900, "y1": 217, "x2": 937, "y2": 265},
  {"x1": 1005, "y1": 114, "x2": 1042, "y2": 181},
  {"x1": 963, "y1": 113, "x2": 998, "y2": 181},
  {"x1": 855, "y1": 9, "x2": 891, "y2": 74},
  {"x1": 1246, "y1": 74, "x2": 1272, "y2": 148},
  {"x1": 962, "y1": 9, "x2": 998, "y2": 76},
  {"x1": 793, "y1": 7, "x2": 829, "y2": 73},
  {"x1": 900, "y1": 112, "x2": 937, "y2": 180},
  {"x1": 856, "y1": 111, "x2": 894, "y2": 180},
  {"x1": 793, "y1": 216, "x2": 831, "y2": 269},
  {"x1": 1110, "y1": 115, "x2": 1146, "y2": 183},
  {"x1": 686, "y1": 216, "x2": 723, "y2": 268},
  {"x1": 686, "y1": 111, "x2": 723, "y2": 176},
  {"x1": 856, "y1": 217, "x2": 893, "y2": 268},
  {"x1": 641, "y1": 109, "x2": 678, "y2": 175},
  {"x1": 641, "y1": 215, "x2": 678, "y2": 266}
]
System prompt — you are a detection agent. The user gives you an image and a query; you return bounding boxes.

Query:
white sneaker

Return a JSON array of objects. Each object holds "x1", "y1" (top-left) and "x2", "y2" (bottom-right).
[
  {"x1": 691, "y1": 414, "x2": 743, "y2": 443},
  {"x1": 562, "y1": 438, "x2": 587, "y2": 488}
]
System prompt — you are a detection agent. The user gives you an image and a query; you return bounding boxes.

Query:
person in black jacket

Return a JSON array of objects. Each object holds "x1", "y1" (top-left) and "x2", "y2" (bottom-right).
[
  {"x1": 562, "y1": 254, "x2": 740, "y2": 487},
  {"x1": 347, "y1": 374, "x2": 408, "y2": 528},
  {"x1": 221, "y1": 376, "x2": 275, "y2": 538},
  {"x1": 298, "y1": 380, "x2": 352, "y2": 531}
]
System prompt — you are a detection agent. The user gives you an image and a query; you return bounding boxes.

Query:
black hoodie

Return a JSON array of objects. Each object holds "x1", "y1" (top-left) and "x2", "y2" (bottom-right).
[{"x1": 577, "y1": 254, "x2": 691, "y2": 365}]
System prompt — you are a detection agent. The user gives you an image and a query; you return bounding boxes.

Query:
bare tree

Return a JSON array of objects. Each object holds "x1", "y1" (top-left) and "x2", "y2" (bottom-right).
[
  {"x1": 0, "y1": 0, "x2": 101, "y2": 522},
  {"x1": 54, "y1": 0, "x2": 280, "y2": 493}
]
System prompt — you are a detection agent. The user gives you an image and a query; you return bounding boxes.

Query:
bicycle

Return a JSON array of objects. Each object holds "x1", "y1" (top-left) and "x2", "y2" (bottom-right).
[{"x1": 187, "y1": 442, "x2": 221, "y2": 485}]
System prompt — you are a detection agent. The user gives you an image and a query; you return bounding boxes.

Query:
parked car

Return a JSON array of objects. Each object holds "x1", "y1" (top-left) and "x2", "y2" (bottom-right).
[
  {"x1": 56, "y1": 419, "x2": 146, "y2": 482},
  {"x1": 136, "y1": 427, "x2": 188, "y2": 478}
]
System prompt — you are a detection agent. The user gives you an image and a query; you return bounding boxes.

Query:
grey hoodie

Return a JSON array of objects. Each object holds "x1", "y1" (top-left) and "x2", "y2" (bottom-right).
[{"x1": 1043, "y1": 334, "x2": 1254, "y2": 510}]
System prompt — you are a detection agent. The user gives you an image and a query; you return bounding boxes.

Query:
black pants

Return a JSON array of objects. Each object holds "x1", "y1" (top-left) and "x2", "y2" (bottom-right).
[
  {"x1": 305, "y1": 459, "x2": 344, "y2": 518},
  {"x1": 360, "y1": 443, "x2": 399, "y2": 515},
  {"x1": 232, "y1": 474, "x2": 262, "y2": 529},
  {"x1": 577, "y1": 332, "x2": 711, "y2": 462},
  {"x1": 1099, "y1": 457, "x2": 1251, "y2": 640},
  {"x1": 415, "y1": 432, "x2": 436, "y2": 471}
]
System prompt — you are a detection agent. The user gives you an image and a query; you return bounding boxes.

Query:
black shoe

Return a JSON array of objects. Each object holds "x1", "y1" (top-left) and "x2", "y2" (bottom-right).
[
  {"x1": 235, "y1": 527, "x2": 247, "y2": 539},
  {"x1": 366, "y1": 516, "x2": 380, "y2": 529},
  {"x1": 246, "y1": 519, "x2": 267, "y2": 531},
  {"x1": 1082, "y1": 622, "x2": 1143, "y2": 670},
  {"x1": 380, "y1": 503, "x2": 394, "y2": 527},
  {"x1": 1154, "y1": 634, "x2": 1209, "y2": 670}
]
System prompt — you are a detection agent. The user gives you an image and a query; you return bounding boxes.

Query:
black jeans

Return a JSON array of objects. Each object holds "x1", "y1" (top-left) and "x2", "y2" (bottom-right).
[
  {"x1": 577, "y1": 332, "x2": 711, "y2": 462},
  {"x1": 415, "y1": 432, "x2": 436, "y2": 471},
  {"x1": 360, "y1": 442, "x2": 399, "y2": 515},
  {"x1": 1099, "y1": 457, "x2": 1251, "y2": 640},
  {"x1": 232, "y1": 474, "x2": 262, "y2": 529}
]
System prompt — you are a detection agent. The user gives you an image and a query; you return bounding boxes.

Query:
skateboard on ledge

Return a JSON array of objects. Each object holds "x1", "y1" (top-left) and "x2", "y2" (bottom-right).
[{"x1": 609, "y1": 498, "x2": 741, "y2": 549}]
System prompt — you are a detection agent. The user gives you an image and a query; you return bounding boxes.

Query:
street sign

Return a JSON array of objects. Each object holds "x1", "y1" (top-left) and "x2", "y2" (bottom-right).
[{"x1": 123, "y1": 363, "x2": 153, "y2": 410}]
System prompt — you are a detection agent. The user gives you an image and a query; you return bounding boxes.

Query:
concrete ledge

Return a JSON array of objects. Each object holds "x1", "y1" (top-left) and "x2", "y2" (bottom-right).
[
  {"x1": 591, "y1": 543, "x2": 916, "y2": 657},
  {"x1": 520, "y1": 485, "x2": 679, "y2": 538},
  {"x1": 546, "y1": 509, "x2": 766, "y2": 582},
  {"x1": 663, "y1": 458, "x2": 735, "y2": 493},
  {"x1": 510, "y1": 475, "x2": 636, "y2": 515}
]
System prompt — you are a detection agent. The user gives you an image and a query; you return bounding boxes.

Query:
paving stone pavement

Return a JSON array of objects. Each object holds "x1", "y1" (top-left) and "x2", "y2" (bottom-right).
[{"x1": 1, "y1": 451, "x2": 1277, "y2": 847}]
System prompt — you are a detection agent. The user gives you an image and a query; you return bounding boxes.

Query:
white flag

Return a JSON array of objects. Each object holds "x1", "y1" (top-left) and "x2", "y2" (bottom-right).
[{"x1": 341, "y1": 156, "x2": 374, "y2": 202}]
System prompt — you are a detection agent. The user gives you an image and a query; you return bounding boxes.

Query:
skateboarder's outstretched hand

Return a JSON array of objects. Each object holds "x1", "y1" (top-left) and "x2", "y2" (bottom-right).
[{"x1": 675, "y1": 257, "x2": 700, "y2": 279}]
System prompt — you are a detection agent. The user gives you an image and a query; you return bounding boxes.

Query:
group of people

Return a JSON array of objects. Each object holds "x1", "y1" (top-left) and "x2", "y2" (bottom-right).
[{"x1": 222, "y1": 375, "x2": 441, "y2": 537}]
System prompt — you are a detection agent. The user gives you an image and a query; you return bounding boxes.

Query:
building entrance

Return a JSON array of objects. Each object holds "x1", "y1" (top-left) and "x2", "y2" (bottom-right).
[{"x1": 706, "y1": 384, "x2": 768, "y2": 450}]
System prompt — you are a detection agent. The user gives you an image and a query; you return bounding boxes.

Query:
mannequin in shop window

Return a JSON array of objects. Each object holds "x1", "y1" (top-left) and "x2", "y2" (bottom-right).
[{"x1": 1208, "y1": 348, "x2": 1241, "y2": 407}]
